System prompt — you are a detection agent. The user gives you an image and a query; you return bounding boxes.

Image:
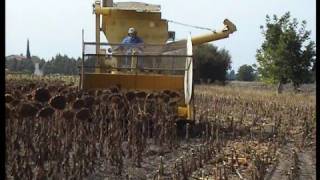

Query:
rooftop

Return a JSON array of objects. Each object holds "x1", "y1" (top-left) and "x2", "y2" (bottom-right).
[{"x1": 6, "y1": 55, "x2": 26, "y2": 61}]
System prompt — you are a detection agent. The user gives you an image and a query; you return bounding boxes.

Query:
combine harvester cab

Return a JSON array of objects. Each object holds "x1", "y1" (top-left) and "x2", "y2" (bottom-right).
[{"x1": 79, "y1": 0, "x2": 236, "y2": 120}]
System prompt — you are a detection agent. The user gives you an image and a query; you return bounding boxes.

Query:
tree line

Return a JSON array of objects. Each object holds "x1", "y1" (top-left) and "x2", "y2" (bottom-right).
[{"x1": 6, "y1": 54, "x2": 83, "y2": 75}]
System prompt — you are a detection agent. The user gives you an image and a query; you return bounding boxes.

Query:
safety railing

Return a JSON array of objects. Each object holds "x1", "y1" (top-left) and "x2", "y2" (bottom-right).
[
  {"x1": 83, "y1": 42, "x2": 188, "y2": 55},
  {"x1": 79, "y1": 42, "x2": 193, "y2": 89},
  {"x1": 80, "y1": 42, "x2": 192, "y2": 73}
]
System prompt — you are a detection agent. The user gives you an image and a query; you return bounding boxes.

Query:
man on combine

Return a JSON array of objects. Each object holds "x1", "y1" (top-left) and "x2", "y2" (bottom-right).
[
  {"x1": 122, "y1": 27, "x2": 143, "y2": 44},
  {"x1": 120, "y1": 27, "x2": 144, "y2": 69}
]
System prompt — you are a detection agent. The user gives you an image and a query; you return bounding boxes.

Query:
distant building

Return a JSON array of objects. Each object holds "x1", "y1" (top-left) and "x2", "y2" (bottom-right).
[
  {"x1": 34, "y1": 62, "x2": 43, "y2": 76},
  {"x1": 6, "y1": 55, "x2": 27, "y2": 61}
]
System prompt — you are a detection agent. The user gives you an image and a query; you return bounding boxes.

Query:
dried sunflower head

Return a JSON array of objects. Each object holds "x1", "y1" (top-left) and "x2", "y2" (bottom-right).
[
  {"x1": 33, "y1": 88, "x2": 51, "y2": 103},
  {"x1": 62, "y1": 110, "x2": 75, "y2": 120},
  {"x1": 73, "y1": 98, "x2": 85, "y2": 110},
  {"x1": 125, "y1": 91, "x2": 136, "y2": 102},
  {"x1": 135, "y1": 91, "x2": 147, "y2": 99},
  {"x1": 5, "y1": 93, "x2": 14, "y2": 103},
  {"x1": 6, "y1": 104, "x2": 11, "y2": 119},
  {"x1": 19, "y1": 103, "x2": 38, "y2": 118},
  {"x1": 84, "y1": 96, "x2": 95, "y2": 108},
  {"x1": 49, "y1": 95, "x2": 67, "y2": 110},
  {"x1": 37, "y1": 107, "x2": 55, "y2": 119},
  {"x1": 76, "y1": 108, "x2": 91, "y2": 121}
]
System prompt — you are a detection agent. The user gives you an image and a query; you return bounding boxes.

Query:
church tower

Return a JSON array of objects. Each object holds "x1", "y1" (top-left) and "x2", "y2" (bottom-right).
[{"x1": 26, "y1": 39, "x2": 31, "y2": 59}]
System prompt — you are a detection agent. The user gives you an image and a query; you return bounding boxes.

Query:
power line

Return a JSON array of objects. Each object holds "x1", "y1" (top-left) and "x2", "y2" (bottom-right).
[{"x1": 167, "y1": 19, "x2": 216, "y2": 33}]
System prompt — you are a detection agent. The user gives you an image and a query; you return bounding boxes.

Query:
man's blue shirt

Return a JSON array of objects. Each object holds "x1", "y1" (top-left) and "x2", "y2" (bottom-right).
[
  {"x1": 120, "y1": 35, "x2": 144, "y2": 68},
  {"x1": 121, "y1": 36, "x2": 143, "y2": 44}
]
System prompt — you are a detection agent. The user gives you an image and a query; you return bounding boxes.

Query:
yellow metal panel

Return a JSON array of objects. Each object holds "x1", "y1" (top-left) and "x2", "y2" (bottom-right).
[
  {"x1": 190, "y1": 19, "x2": 237, "y2": 45},
  {"x1": 179, "y1": 105, "x2": 194, "y2": 119},
  {"x1": 178, "y1": 105, "x2": 194, "y2": 120},
  {"x1": 100, "y1": 9, "x2": 168, "y2": 44},
  {"x1": 82, "y1": 73, "x2": 184, "y2": 91},
  {"x1": 95, "y1": 7, "x2": 111, "y2": 15},
  {"x1": 178, "y1": 106, "x2": 188, "y2": 118},
  {"x1": 191, "y1": 31, "x2": 230, "y2": 46},
  {"x1": 83, "y1": 72, "x2": 191, "y2": 119},
  {"x1": 187, "y1": 104, "x2": 192, "y2": 120}
]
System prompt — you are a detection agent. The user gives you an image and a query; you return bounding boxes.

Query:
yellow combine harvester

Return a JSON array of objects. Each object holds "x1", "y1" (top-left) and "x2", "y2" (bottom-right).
[{"x1": 80, "y1": 0, "x2": 236, "y2": 120}]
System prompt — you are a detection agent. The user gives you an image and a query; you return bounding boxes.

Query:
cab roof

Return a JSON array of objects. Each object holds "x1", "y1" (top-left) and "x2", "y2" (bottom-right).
[{"x1": 113, "y1": 2, "x2": 161, "y2": 12}]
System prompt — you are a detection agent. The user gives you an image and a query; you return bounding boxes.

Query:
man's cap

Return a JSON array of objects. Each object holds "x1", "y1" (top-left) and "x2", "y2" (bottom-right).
[{"x1": 128, "y1": 27, "x2": 136, "y2": 34}]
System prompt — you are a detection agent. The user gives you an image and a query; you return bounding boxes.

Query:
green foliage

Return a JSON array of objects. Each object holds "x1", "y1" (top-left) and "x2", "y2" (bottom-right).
[
  {"x1": 256, "y1": 12, "x2": 316, "y2": 88},
  {"x1": 42, "y1": 54, "x2": 80, "y2": 75},
  {"x1": 236, "y1": 64, "x2": 257, "y2": 81},
  {"x1": 194, "y1": 43, "x2": 232, "y2": 83},
  {"x1": 41, "y1": 54, "x2": 99, "y2": 75}
]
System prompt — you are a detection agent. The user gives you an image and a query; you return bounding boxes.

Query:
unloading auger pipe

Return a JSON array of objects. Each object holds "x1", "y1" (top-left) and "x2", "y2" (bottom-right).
[
  {"x1": 191, "y1": 19, "x2": 237, "y2": 45},
  {"x1": 163, "y1": 19, "x2": 236, "y2": 52}
]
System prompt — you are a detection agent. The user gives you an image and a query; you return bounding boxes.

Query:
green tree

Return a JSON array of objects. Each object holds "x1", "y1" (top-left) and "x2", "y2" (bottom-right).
[
  {"x1": 194, "y1": 44, "x2": 232, "y2": 84},
  {"x1": 236, "y1": 64, "x2": 256, "y2": 81},
  {"x1": 42, "y1": 54, "x2": 80, "y2": 75},
  {"x1": 256, "y1": 12, "x2": 316, "y2": 92}
]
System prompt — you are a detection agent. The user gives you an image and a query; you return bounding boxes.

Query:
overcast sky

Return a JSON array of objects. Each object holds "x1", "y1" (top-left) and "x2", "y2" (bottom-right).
[{"x1": 5, "y1": 0, "x2": 316, "y2": 70}]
